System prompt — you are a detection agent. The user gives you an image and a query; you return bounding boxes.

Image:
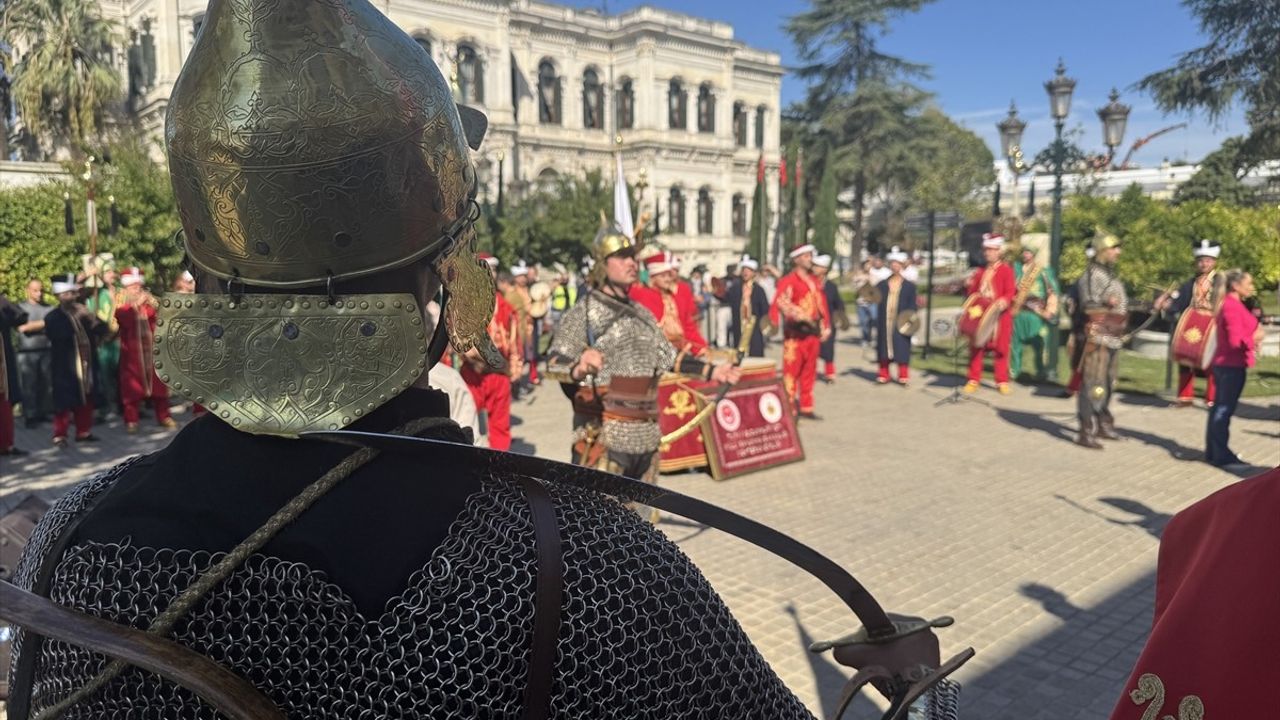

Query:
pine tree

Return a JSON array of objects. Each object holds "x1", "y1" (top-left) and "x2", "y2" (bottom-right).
[{"x1": 811, "y1": 159, "x2": 838, "y2": 256}]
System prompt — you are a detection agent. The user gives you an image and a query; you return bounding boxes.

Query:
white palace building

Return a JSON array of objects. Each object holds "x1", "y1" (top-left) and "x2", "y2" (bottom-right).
[{"x1": 4, "y1": 0, "x2": 786, "y2": 272}]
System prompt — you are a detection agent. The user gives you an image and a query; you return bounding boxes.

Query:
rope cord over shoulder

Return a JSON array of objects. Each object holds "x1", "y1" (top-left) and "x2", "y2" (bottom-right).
[{"x1": 35, "y1": 415, "x2": 452, "y2": 720}]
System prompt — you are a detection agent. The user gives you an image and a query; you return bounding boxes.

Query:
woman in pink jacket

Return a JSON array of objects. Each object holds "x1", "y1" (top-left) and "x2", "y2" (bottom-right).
[{"x1": 1205, "y1": 269, "x2": 1265, "y2": 468}]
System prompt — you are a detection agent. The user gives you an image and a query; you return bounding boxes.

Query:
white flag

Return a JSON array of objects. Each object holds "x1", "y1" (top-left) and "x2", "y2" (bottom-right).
[{"x1": 613, "y1": 152, "x2": 634, "y2": 239}]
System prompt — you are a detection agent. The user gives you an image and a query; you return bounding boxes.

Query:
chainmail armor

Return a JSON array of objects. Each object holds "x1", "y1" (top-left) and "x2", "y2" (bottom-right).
[
  {"x1": 548, "y1": 290, "x2": 676, "y2": 454},
  {"x1": 13, "y1": 474, "x2": 814, "y2": 719},
  {"x1": 9, "y1": 457, "x2": 144, "y2": 689}
]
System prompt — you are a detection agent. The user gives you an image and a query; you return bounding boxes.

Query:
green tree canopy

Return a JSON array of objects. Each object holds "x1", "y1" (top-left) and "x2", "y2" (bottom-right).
[
  {"x1": 1173, "y1": 136, "x2": 1259, "y2": 206},
  {"x1": 787, "y1": 0, "x2": 937, "y2": 266},
  {"x1": 494, "y1": 170, "x2": 614, "y2": 269},
  {"x1": 1138, "y1": 0, "x2": 1280, "y2": 165},
  {"x1": 810, "y1": 158, "x2": 839, "y2": 256},
  {"x1": 906, "y1": 108, "x2": 996, "y2": 217},
  {"x1": 3, "y1": 0, "x2": 122, "y2": 156}
]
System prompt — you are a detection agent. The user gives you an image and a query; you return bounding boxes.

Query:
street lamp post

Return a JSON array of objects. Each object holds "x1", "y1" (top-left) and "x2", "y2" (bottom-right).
[
  {"x1": 1044, "y1": 60, "x2": 1076, "y2": 381},
  {"x1": 996, "y1": 102, "x2": 1028, "y2": 236},
  {"x1": 1097, "y1": 88, "x2": 1131, "y2": 169}
]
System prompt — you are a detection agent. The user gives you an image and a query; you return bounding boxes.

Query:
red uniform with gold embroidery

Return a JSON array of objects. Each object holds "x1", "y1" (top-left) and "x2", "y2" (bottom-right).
[
  {"x1": 1169, "y1": 270, "x2": 1222, "y2": 405},
  {"x1": 965, "y1": 261, "x2": 1017, "y2": 384},
  {"x1": 1109, "y1": 467, "x2": 1280, "y2": 720},
  {"x1": 461, "y1": 291, "x2": 516, "y2": 451},
  {"x1": 769, "y1": 269, "x2": 830, "y2": 415},
  {"x1": 629, "y1": 282, "x2": 708, "y2": 356},
  {"x1": 115, "y1": 300, "x2": 173, "y2": 426}
]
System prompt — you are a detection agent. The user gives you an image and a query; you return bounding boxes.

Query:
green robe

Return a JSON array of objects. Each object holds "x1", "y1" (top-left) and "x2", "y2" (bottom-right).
[{"x1": 1011, "y1": 262, "x2": 1059, "y2": 380}]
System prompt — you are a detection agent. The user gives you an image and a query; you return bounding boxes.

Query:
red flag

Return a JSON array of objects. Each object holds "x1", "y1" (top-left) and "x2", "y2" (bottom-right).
[
  {"x1": 757, "y1": 153, "x2": 765, "y2": 183},
  {"x1": 780, "y1": 153, "x2": 788, "y2": 187}
]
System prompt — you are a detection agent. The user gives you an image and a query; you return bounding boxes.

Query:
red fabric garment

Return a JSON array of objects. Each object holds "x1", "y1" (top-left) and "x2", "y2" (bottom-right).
[
  {"x1": 123, "y1": 395, "x2": 172, "y2": 425},
  {"x1": 782, "y1": 336, "x2": 820, "y2": 414},
  {"x1": 629, "y1": 283, "x2": 708, "y2": 355},
  {"x1": 1212, "y1": 294, "x2": 1258, "y2": 368},
  {"x1": 769, "y1": 269, "x2": 830, "y2": 340},
  {"x1": 53, "y1": 404, "x2": 94, "y2": 440},
  {"x1": 1109, "y1": 467, "x2": 1280, "y2": 720},
  {"x1": 965, "y1": 262, "x2": 1016, "y2": 383},
  {"x1": 490, "y1": 292, "x2": 517, "y2": 360},
  {"x1": 461, "y1": 367, "x2": 511, "y2": 451},
  {"x1": 0, "y1": 394, "x2": 13, "y2": 451},
  {"x1": 115, "y1": 301, "x2": 170, "y2": 407},
  {"x1": 1176, "y1": 367, "x2": 1216, "y2": 403}
]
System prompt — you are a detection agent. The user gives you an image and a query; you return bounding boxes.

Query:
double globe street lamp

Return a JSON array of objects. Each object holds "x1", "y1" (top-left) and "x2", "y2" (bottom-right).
[{"x1": 996, "y1": 59, "x2": 1130, "y2": 381}]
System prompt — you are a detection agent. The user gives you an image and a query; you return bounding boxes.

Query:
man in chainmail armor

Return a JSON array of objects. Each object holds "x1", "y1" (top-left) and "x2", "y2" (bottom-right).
[
  {"x1": 1074, "y1": 233, "x2": 1128, "y2": 449},
  {"x1": 547, "y1": 223, "x2": 739, "y2": 487},
  {"x1": 5, "y1": 2, "x2": 968, "y2": 718}
]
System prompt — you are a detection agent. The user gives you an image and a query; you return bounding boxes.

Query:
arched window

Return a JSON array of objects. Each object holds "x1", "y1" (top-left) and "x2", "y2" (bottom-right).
[
  {"x1": 536, "y1": 167, "x2": 559, "y2": 193},
  {"x1": 732, "y1": 102, "x2": 747, "y2": 147},
  {"x1": 697, "y1": 187, "x2": 713, "y2": 234},
  {"x1": 697, "y1": 84, "x2": 715, "y2": 133},
  {"x1": 538, "y1": 60, "x2": 561, "y2": 124},
  {"x1": 456, "y1": 45, "x2": 483, "y2": 104},
  {"x1": 754, "y1": 105, "x2": 766, "y2": 149},
  {"x1": 582, "y1": 68, "x2": 604, "y2": 130},
  {"x1": 668, "y1": 79, "x2": 686, "y2": 130},
  {"x1": 617, "y1": 77, "x2": 635, "y2": 130},
  {"x1": 668, "y1": 187, "x2": 686, "y2": 234},
  {"x1": 413, "y1": 35, "x2": 432, "y2": 62},
  {"x1": 732, "y1": 193, "x2": 747, "y2": 237}
]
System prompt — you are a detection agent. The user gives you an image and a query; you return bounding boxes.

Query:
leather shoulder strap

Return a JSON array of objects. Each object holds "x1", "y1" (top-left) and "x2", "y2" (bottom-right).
[{"x1": 517, "y1": 477, "x2": 563, "y2": 720}]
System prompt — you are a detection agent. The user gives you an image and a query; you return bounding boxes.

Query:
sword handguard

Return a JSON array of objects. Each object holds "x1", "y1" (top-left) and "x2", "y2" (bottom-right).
[{"x1": 814, "y1": 614, "x2": 974, "y2": 719}]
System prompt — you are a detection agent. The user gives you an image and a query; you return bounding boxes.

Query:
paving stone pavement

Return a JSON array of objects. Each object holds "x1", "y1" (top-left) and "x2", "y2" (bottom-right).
[{"x1": 3, "y1": 337, "x2": 1278, "y2": 719}]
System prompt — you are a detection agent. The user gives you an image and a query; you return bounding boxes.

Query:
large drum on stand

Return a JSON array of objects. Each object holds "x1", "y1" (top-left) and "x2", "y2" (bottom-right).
[
  {"x1": 1172, "y1": 308, "x2": 1217, "y2": 370},
  {"x1": 958, "y1": 295, "x2": 1000, "y2": 347}
]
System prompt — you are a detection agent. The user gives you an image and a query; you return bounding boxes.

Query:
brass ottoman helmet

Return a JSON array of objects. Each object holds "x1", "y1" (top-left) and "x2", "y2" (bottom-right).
[{"x1": 157, "y1": 0, "x2": 502, "y2": 437}]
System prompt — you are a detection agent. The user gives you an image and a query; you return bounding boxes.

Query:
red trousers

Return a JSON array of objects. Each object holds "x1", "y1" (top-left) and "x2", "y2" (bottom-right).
[
  {"x1": 823, "y1": 360, "x2": 836, "y2": 379},
  {"x1": 461, "y1": 367, "x2": 512, "y2": 451},
  {"x1": 968, "y1": 342, "x2": 1011, "y2": 384},
  {"x1": 54, "y1": 404, "x2": 94, "y2": 439},
  {"x1": 123, "y1": 395, "x2": 173, "y2": 425},
  {"x1": 783, "y1": 336, "x2": 820, "y2": 414},
  {"x1": 0, "y1": 395, "x2": 13, "y2": 451},
  {"x1": 878, "y1": 361, "x2": 910, "y2": 382},
  {"x1": 1067, "y1": 368, "x2": 1083, "y2": 394},
  {"x1": 1177, "y1": 367, "x2": 1216, "y2": 403}
]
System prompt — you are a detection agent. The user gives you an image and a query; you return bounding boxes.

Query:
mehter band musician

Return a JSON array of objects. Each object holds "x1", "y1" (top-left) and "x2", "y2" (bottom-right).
[
  {"x1": 1155, "y1": 239, "x2": 1225, "y2": 407},
  {"x1": 1074, "y1": 233, "x2": 1127, "y2": 449},
  {"x1": 1010, "y1": 238, "x2": 1059, "y2": 382},
  {"x1": 113, "y1": 267, "x2": 178, "y2": 433},
  {"x1": 961, "y1": 233, "x2": 1016, "y2": 395},
  {"x1": 725, "y1": 254, "x2": 770, "y2": 357},
  {"x1": 875, "y1": 247, "x2": 918, "y2": 386},
  {"x1": 629, "y1": 249, "x2": 709, "y2": 357},
  {"x1": 815, "y1": 254, "x2": 848, "y2": 383},
  {"x1": 770, "y1": 243, "x2": 832, "y2": 418},
  {"x1": 44, "y1": 274, "x2": 104, "y2": 448},
  {"x1": 458, "y1": 252, "x2": 520, "y2": 451}
]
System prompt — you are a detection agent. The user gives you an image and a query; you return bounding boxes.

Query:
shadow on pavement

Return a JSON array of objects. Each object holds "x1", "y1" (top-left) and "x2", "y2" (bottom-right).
[
  {"x1": 656, "y1": 515, "x2": 710, "y2": 544},
  {"x1": 1234, "y1": 399, "x2": 1280, "y2": 422},
  {"x1": 839, "y1": 367, "x2": 882, "y2": 385},
  {"x1": 1052, "y1": 494, "x2": 1172, "y2": 541},
  {"x1": 508, "y1": 438, "x2": 538, "y2": 456},
  {"x1": 1019, "y1": 582, "x2": 1083, "y2": 621},
  {"x1": 1115, "y1": 392, "x2": 1174, "y2": 409},
  {"x1": 963, "y1": 573, "x2": 1154, "y2": 720},
  {"x1": 783, "y1": 603, "x2": 879, "y2": 720},
  {"x1": 995, "y1": 408, "x2": 1075, "y2": 444},
  {"x1": 1115, "y1": 426, "x2": 1201, "y2": 462}
]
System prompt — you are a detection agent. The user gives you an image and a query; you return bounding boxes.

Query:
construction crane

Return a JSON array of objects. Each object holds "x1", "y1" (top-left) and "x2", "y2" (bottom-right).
[{"x1": 1120, "y1": 123, "x2": 1188, "y2": 169}]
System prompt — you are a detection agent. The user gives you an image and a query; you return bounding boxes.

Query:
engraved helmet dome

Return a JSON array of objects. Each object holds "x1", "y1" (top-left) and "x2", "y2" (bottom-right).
[{"x1": 166, "y1": 0, "x2": 480, "y2": 288}]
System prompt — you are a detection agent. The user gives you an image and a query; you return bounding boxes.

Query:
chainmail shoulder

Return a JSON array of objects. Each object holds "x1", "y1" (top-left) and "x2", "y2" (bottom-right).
[
  {"x1": 19, "y1": 474, "x2": 812, "y2": 719},
  {"x1": 9, "y1": 456, "x2": 144, "y2": 688}
]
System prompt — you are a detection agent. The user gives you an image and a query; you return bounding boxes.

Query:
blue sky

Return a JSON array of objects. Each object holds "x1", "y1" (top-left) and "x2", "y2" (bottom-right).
[{"x1": 571, "y1": 0, "x2": 1248, "y2": 165}]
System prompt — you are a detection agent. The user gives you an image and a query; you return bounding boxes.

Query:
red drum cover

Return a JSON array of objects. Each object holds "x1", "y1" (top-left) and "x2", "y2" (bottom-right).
[
  {"x1": 958, "y1": 295, "x2": 999, "y2": 347},
  {"x1": 1172, "y1": 308, "x2": 1217, "y2": 370}
]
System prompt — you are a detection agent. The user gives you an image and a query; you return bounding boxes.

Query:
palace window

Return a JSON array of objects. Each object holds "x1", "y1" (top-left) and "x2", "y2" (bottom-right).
[
  {"x1": 697, "y1": 187, "x2": 713, "y2": 234},
  {"x1": 617, "y1": 77, "x2": 635, "y2": 130},
  {"x1": 456, "y1": 45, "x2": 483, "y2": 104},
  {"x1": 668, "y1": 78, "x2": 686, "y2": 130},
  {"x1": 538, "y1": 60, "x2": 561, "y2": 124},
  {"x1": 668, "y1": 187, "x2": 686, "y2": 234},
  {"x1": 755, "y1": 105, "x2": 766, "y2": 149},
  {"x1": 582, "y1": 68, "x2": 604, "y2": 130},
  {"x1": 697, "y1": 84, "x2": 715, "y2": 133},
  {"x1": 732, "y1": 193, "x2": 747, "y2": 236}
]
